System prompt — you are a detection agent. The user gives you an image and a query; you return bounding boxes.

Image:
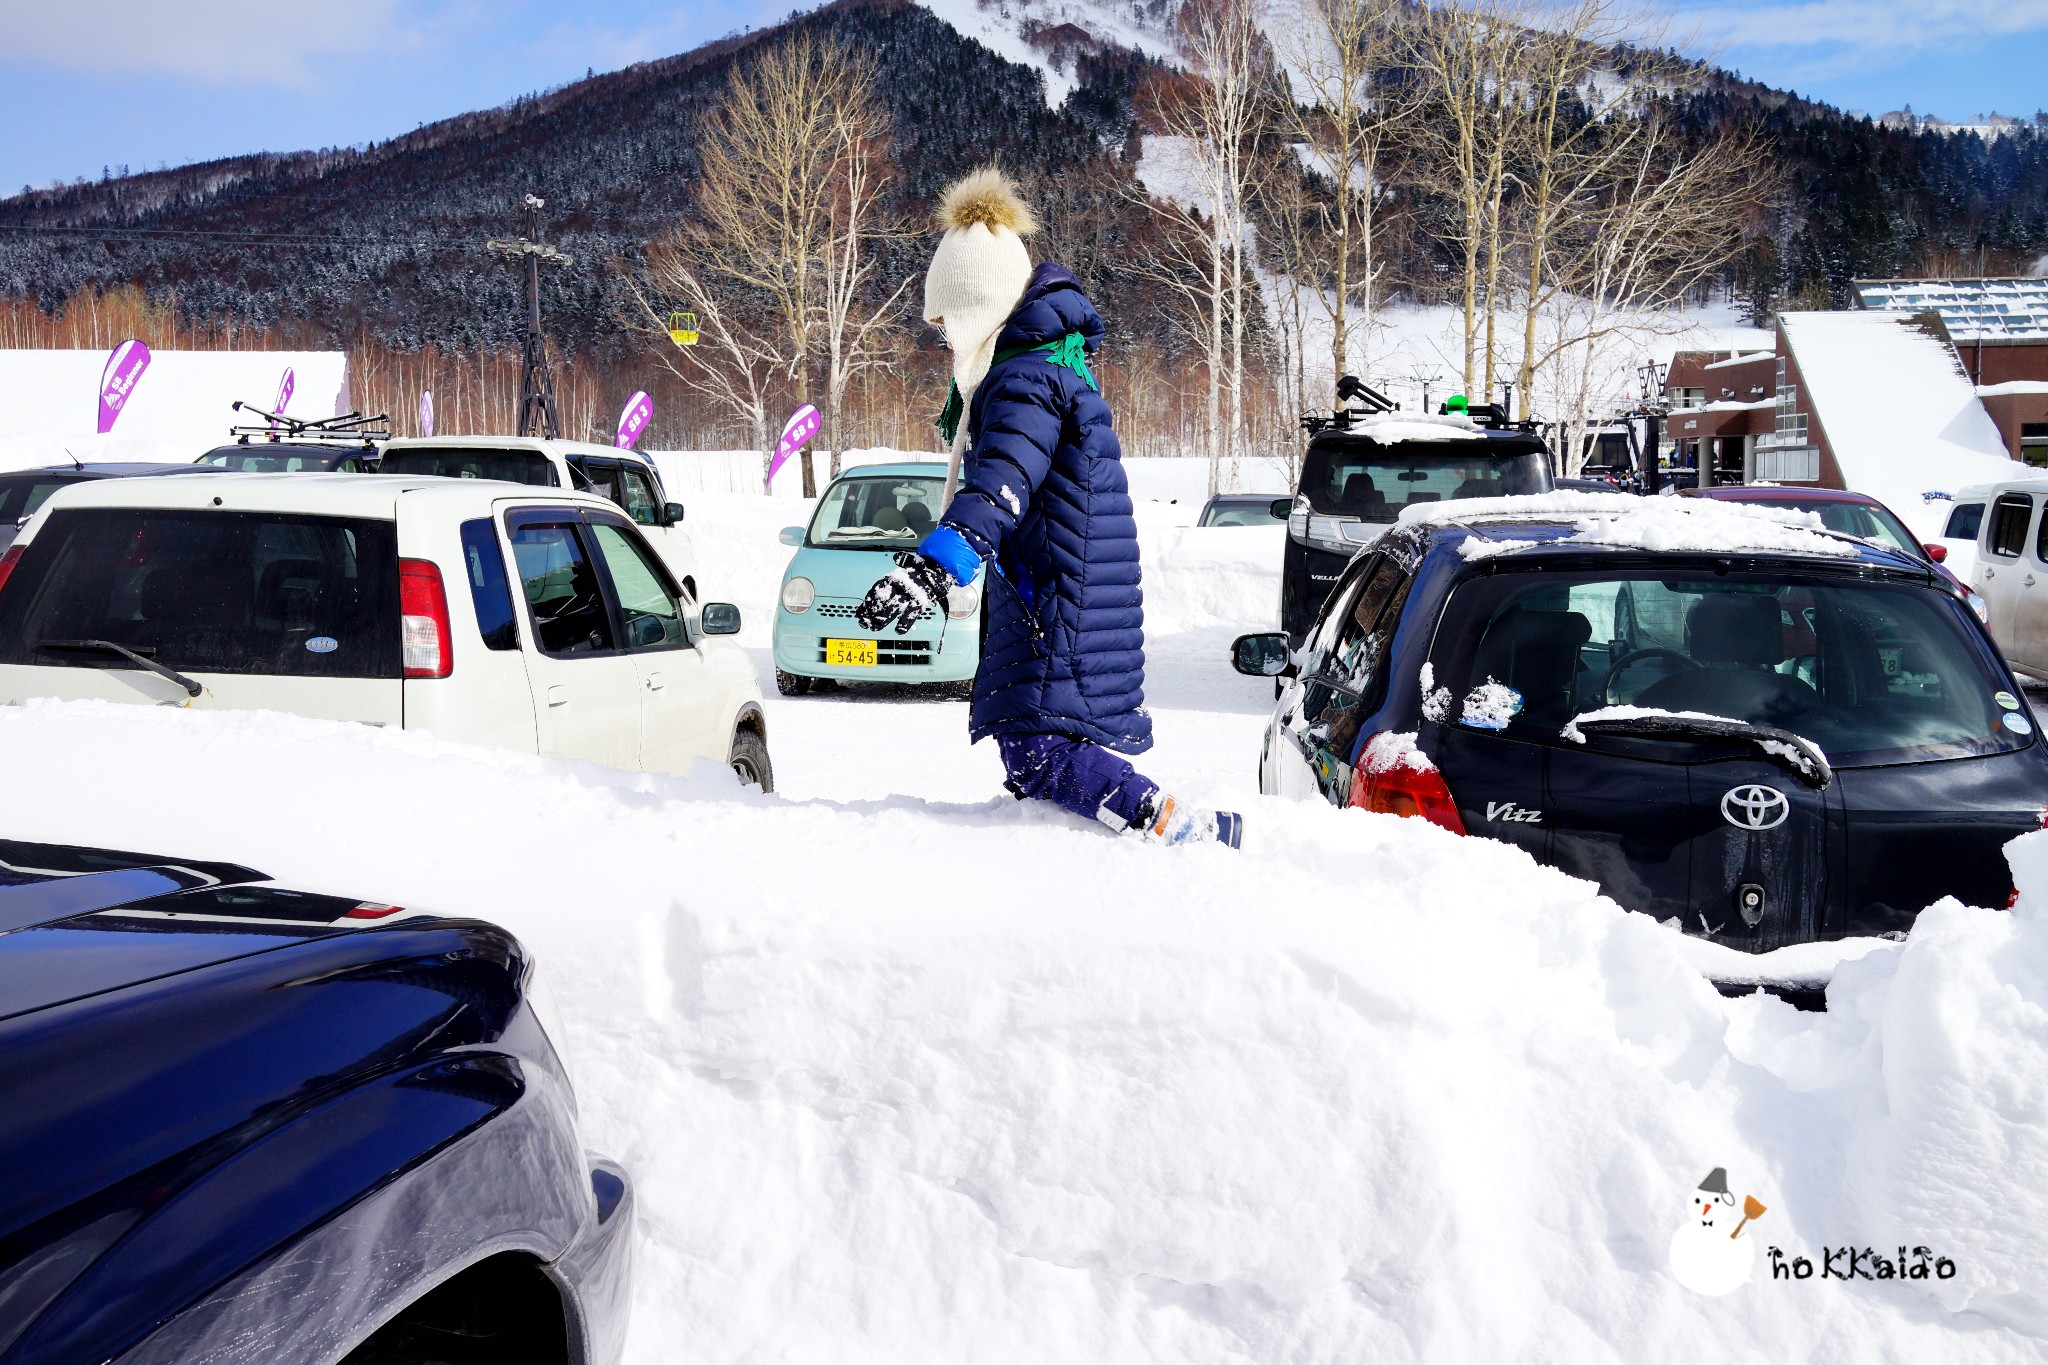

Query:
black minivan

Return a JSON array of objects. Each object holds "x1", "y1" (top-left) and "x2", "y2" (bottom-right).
[
  {"x1": 1279, "y1": 420, "x2": 1551, "y2": 645},
  {"x1": 1235, "y1": 498, "x2": 2048, "y2": 951}
]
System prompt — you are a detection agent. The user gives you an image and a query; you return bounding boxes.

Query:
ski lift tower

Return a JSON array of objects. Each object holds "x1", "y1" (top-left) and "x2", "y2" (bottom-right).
[{"x1": 487, "y1": 195, "x2": 573, "y2": 439}]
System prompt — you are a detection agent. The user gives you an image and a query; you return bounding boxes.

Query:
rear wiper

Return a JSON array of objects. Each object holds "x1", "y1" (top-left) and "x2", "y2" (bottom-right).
[
  {"x1": 38, "y1": 639, "x2": 203, "y2": 698},
  {"x1": 1564, "y1": 711, "x2": 1831, "y2": 789}
]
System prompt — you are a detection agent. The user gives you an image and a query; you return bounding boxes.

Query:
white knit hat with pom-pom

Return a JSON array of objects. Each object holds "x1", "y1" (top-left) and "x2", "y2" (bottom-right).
[{"x1": 924, "y1": 168, "x2": 1036, "y2": 463}]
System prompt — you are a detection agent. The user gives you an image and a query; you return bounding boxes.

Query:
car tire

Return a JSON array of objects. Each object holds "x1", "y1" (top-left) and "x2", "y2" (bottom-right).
[
  {"x1": 729, "y1": 728, "x2": 775, "y2": 792},
  {"x1": 774, "y1": 669, "x2": 811, "y2": 697}
]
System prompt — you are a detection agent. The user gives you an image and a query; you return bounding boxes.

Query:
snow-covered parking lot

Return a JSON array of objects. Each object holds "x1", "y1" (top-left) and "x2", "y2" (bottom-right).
[{"x1": 10, "y1": 490, "x2": 2048, "y2": 1362}]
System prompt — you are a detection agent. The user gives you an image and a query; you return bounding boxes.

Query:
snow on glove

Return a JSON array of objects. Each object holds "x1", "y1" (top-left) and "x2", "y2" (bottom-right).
[{"x1": 856, "y1": 552, "x2": 952, "y2": 635}]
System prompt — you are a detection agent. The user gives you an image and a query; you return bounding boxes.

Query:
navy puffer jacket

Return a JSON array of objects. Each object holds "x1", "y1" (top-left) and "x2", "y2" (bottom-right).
[{"x1": 940, "y1": 263, "x2": 1152, "y2": 754}]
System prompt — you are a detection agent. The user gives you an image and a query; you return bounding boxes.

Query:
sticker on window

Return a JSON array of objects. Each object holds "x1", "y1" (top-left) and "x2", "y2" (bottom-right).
[
  {"x1": 306, "y1": 636, "x2": 339, "y2": 654},
  {"x1": 2004, "y1": 711, "x2": 2034, "y2": 735},
  {"x1": 1996, "y1": 690, "x2": 2022, "y2": 711}
]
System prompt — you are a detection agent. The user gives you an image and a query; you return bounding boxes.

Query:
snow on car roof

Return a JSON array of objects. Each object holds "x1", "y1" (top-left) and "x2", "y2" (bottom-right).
[
  {"x1": 1337, "y1": 413, "x2": 1487, "y2": 444},
  {"x1": 1397, "y1": 491, "x2": 1865, "y2": 560}
]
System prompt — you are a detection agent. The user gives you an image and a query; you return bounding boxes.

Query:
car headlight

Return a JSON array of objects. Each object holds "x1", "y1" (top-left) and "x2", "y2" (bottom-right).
[
  {"x1": 780, "y1": 576, "x2": 815, "y2": 613},
  {"x1": 946, "y1": 581, "x2": 981, "y2": 620},
  {"x1": 1969, "y1": 589, "x2": 1990, "y2": 624}
]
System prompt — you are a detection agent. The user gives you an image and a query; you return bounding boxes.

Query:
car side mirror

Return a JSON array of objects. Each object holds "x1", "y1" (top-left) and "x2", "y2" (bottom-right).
[
  {"x1": 663, "y1": 502, "x2": 686, "y2": 527},
  {"x1": 1269, "y1": 498, "x2": 1293, "y2": 520},
  {"x1": 701, "y1": 602, "x2": 742, "y2": 636},
  {"x1": 1924, "y1": 542, "x2": 1948, "y2": 563},
  {"x1": 1231, "y1": 632, "x2": 1294, "y2": 678},
  {"x1": 778, "y1": 526, "x2": 803, "y2": 547}
]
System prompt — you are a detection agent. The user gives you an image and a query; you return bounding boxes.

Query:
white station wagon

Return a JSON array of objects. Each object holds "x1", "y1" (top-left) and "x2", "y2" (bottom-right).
[{"x1": 0, "y1": 473, "x2": 772, "y2": 787}]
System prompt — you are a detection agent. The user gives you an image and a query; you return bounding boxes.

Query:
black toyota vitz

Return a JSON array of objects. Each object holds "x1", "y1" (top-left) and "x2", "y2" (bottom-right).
[{"x1": 1234, "y1": 495, "x2": 2048, "y2": 950}]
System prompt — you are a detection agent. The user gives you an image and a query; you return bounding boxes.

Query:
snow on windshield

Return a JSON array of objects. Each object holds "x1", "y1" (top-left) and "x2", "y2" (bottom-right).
[{"x1": 1396, "y1": 491, "x2": 1863, "y2": 560}]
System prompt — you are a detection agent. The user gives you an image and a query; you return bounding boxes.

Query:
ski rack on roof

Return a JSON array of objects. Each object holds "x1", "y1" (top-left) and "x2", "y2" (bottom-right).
[
  {"x1": 227, "y1": 403, "x2": 390, "y2": 446},
  {"x1": 1301, "y1": 375, "x2": 1400, "y2": 433}
]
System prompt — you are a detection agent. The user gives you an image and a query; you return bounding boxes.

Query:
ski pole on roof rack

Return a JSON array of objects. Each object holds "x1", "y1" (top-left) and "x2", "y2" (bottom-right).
[{"x1": 228, "y1": 403, "x2": 391, "y2": 444}]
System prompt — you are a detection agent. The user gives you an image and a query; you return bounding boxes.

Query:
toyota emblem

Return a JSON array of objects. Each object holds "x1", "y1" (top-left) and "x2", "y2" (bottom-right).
[{"x1": 1721, "y1": 785, "x2": 1790, "y2": 831}]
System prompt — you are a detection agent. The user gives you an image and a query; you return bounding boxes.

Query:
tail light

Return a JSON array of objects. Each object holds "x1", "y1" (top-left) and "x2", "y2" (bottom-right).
[
  {"x1": 1348, "y1": 733, "x2": 1466, "y2": 835},
  {"x1": 399, "y1": 557, "x2": 452, "y2": 679},
  {"x1": 343, "y1": 901, "x2": 403, "y2": 920},
  {"x1": 0, "y1": 544, "x2": 21, "y2": 598}
]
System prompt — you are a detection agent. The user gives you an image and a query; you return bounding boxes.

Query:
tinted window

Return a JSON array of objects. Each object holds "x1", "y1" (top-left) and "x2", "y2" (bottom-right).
[
  {"x1": 1201, "y1": 499, "x2": 1286, "y2": 527},
  {"x1": 0, "y1": 475, "x2": 82, "y2": 523},
  {"x1": 459, "y1": 518, "x2": 519, "y2": 651},
  {"x1": 589, "y1": 523, "x2": 685, "y2": 650},
  {"x1": 619, "y1": 467, "x2": 661, "y2": 526},
  {"x1": 807, "y1": 475, "x2": 946, "y2": 549},
  {"x1": 0, "y1": 508, "x2": 398, "y2": 677},
  {"x1": 1299, "y1": 439, "x2": 1550, "y2": 521},
  {"x1": 380, "y1": 448, "x2": 560, "y2": 486},
  {"x1": 195, "y1": 446, "x2": 362, "y2": 472},
  {"x1": 1945, "y1": 502, "x2": 1984, "y2": 541},
  {"x1": 1300, "y1": 555, "x2": 1413, "y2": 755},
  {"x1": 1434, "y1": 570, "x2": 2029, "y2": 766},
  {"x1": 579, "y1": 461, "x2": 623, "y2": 506},
  {"x1": 508, "y1": 522, "x2": 613, "y2": 655},
  {"x1": 1989, "y1": 496, "x2": 2034, "y2": 557}
]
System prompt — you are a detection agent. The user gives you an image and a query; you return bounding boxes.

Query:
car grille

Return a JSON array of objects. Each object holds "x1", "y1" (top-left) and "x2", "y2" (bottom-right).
[{"x1": 813, "y1": 598, "x2": 933, "y2": 624}]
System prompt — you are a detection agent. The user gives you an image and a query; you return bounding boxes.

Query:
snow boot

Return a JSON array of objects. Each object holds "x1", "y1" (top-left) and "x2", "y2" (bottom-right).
[{"x1": 1135, "y1": 793, "x2": 1243, "y2": 849}]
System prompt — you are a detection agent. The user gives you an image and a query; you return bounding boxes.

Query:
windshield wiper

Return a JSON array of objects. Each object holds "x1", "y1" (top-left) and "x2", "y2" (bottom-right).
[
  {"x1": 1566, "y1": 712, "x2": 1831, "y2": 789},
  {"x1": 38, "y1": 639, "x2": 203, "y2": 698}
]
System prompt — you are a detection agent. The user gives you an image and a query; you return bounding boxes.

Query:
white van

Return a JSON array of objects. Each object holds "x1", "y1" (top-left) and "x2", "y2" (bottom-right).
[
  {"x1": 0, "y1": 474, "x2": 772, "y2": 786},
  {"x1": 376, "y1": 437, "x2": 697, "y2": 592},
  {"x1": 1972, "y1": 478, "x2": 2048, "y2": 682}
]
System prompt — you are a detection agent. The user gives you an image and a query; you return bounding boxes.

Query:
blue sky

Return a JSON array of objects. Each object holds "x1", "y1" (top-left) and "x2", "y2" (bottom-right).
[{"x1": 1, "y1": 0, "x2": 2043, "y2": 194}]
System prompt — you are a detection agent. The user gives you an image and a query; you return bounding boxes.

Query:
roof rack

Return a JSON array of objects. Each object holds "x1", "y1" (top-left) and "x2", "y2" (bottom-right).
[
  {"x1": 1302, "y1": 375, "x2": 1399, "y2": 433},
  {"x1": 227, "y1": 403, "x2": 391, "y2": 446}
]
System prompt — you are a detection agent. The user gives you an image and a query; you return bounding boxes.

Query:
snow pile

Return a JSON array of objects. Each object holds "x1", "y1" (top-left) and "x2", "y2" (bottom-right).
[
  {"x1": 1360, "y1": 729, "x2": 1433, "y2": 773},
  {"x1": 1777, "y1": 312, "x2": 2019, "y2": 535},
  {"x1": 0, "y1": 349, "x2": 346, "y2": 470},
  {"x1": 5, "y1": 701, "x2": 2048, "y2": 1360},
  {"x1": 1401, "y1": 491, "x2": 1862, "y2": 560},
  {"x1": 1459, "y1": 680, "x2": 1523, "y2": 730}
]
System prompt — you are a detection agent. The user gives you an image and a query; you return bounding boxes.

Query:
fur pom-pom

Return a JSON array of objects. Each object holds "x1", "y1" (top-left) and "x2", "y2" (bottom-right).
[{"x1": 938, "y1": 167, "x2": 1038, "y2": 237}]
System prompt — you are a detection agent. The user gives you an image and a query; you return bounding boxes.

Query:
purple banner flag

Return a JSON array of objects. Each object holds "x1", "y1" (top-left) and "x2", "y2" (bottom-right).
[
  {"x1": 419, "y1": 390, "x2": 434, "y2": 437},
  {"x1": 615, "y1": 391, "x2": 653, "y2": 449},
  {"x1": 270, "y1": 366, "x2": 296, "y2": 429},
  {"x1": 767, "y1": 404, "x2": 821, "y2": 487},
  {"x1": 97, "y1": 339, "x2": 151, "y2": 435}
]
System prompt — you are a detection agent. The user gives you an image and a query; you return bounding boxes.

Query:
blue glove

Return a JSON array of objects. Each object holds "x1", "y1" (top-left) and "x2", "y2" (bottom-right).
[{"x1": 917, "y1": 525, "x2": 982, "y2": 587}]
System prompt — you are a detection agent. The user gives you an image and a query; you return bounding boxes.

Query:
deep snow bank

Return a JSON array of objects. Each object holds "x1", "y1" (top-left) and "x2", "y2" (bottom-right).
[{"x1": 3, "y1": 701, "x2": 2045, "y2": 1362}]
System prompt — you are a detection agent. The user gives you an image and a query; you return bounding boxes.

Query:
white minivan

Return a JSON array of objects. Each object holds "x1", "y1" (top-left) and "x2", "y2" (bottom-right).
[
  {"x1": 0, "y1": 473, "x2": 772, "y2": 786},
  {"x1": 1972, "y1": 477, "x2": 2048, "y2": 682},
  {"x1": 376, "y1": 437, "x2": 698, "y2": 592}
]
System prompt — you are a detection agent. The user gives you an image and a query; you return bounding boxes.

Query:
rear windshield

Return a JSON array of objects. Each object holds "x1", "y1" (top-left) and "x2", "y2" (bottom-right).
[
  {"x1": 1432, "y1": 569, "x2": 2029, "y2": 767},
  {"x1": 1202, "y1": 499, "x2": 1286, "y2": 527},
  {"x1": 1301, "y1": 440, "x2": 1551, "y2": 520},
  {"x1": 196, "y1": 446, "x2": 365, "y2": 472},
  {"x1": 379, "y1": 447, "x2": 559, "y2": 487},
  {"x1": 1944, "y1": 502, "x2": 1984, "y2": 542},
  {"x1": 807, "y1": 475, "x2": 945, "y2": 549},
  {"x1": 0, "y1": 508, "x2": 399, "y2": 678},
  {"x1": 0, "y1": 474, "x2": 82, "y2": 524}
]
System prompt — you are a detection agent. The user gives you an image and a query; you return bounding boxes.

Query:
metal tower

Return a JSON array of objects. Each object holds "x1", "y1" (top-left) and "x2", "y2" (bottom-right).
[{"x1": 487, "y1": 195, "x2": 573, "y2": 439}]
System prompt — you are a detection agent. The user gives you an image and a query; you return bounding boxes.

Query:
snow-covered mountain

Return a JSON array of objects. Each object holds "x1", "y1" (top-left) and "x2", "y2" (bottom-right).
[{"x1": 914, "y1": 0, "x2": 1181, "y2": 102}]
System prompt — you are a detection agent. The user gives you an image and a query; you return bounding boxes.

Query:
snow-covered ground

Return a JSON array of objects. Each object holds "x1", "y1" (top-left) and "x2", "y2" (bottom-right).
[{"x1": 5, "y1": 483, "x2": 2048, "y2": 1361}]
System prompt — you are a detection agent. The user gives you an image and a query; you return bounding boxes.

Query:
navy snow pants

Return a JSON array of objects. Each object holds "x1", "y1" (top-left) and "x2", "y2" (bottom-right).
[{"x1": 996, "y1": 732, "x2": 1159, "y2": 829}]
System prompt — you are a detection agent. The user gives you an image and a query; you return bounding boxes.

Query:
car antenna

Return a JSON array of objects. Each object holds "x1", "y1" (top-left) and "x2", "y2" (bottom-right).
[{"x1": 62, "y1": 447, "x2": 81, "y2": 470}]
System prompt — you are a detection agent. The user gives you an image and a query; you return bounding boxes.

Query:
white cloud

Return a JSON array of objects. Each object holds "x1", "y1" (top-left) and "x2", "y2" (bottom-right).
[
  {"x1": 1681, "y1": 0, "x2": 2048, "y2": 78},
  {"x1": 0, "y1": 0, "x2": 439, "y2": 86}
]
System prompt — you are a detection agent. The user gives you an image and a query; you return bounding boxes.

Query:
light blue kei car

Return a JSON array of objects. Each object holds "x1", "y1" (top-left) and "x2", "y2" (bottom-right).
[{"x1": 772, "y1": 461, "x2": 983, "y2": 695}]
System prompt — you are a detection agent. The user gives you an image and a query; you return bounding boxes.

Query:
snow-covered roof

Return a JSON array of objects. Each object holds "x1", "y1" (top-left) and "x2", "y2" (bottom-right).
[
  {"x1": 1979, "y1": 380, "x2": 2048, "y2": 398},
  {"x1": 1702, "y1": 351, "x2": 1774, "y2": 371},
  {"x1": 1777, "y1": 311, "x2": 2017, "y2": 516},
  {"x1": 1853, "y1": 277, "x2": 2048, "y2": 342},
  {"x1": 1344, "y1": 413, "x2": 1484, "y2": 443},
  {"x1": 1398, "y1": 491, "x2": 1864, "y2": 560}
]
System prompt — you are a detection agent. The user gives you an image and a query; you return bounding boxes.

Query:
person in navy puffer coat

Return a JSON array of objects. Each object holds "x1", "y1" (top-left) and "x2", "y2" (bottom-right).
[{"x1": 857, "y1": 169, "x2": 1242, "y2": 849}]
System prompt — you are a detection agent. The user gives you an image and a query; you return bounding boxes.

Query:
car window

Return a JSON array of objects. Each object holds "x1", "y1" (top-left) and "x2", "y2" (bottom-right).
[
  {"x1": 807, "y1": 475, "x2": 946, "y2": 549},
  {"x1": 1945, "y1": 502, "x2": 1984, "y2": 541},
  {"x1": 619, "y1": 467, "x2": 661, "y2": 527},
  {"x1": 380, "y1": 448, "x2": 560, "y2": 486},
  {"x1": 588, "y1": 522, "x2": 685, "y2": 651},
  {"x1": 1434, "y1": 570, "x2": 2029, "y2": 766},
  {"x1": 0, "y1": 508, "x2": 399, "y2": 678},
  {"x1": 459, "y1": 518, "x2": 520, "y2": 651},
  {"x1": 508, "y1": 522, "x2": 614, "y2": 655},
  {"x1": 0, "y1": 475, "x2": 81, "y2": 523},
  {"x1": 1299, "y1": 555, "x2": 1413, "y2": 752},
  {"x1": 580, "y1": 461, "x2": 624, "y2": 506},
  {"x1": 1298, "y1": 440, "x2": 1550, "y2": 521},
  {"x1": 1988, "y1": 496, "x2": 2034, "y2": 557},
  {"x1": 1203, "y1": 502, "x2": 1283, "y2": 527}
]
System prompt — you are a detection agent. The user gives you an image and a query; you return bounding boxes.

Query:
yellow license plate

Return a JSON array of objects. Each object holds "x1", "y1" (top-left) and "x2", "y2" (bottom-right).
[{"x1": 824, "y1": 638, "x2": 878, "y2": 667}]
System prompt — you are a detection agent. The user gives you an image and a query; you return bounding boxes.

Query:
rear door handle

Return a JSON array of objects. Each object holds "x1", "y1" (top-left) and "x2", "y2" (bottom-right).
[
  {"x1": 645, "y1": 673, "x2": 665, "y2": 691},
  {"x1": 2027, "y1": 576, "x2": 2037, "y2": 587},
  {"x1": 546, "y1": 685, "x2": 568, "y2": 708}
]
